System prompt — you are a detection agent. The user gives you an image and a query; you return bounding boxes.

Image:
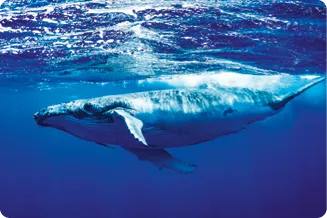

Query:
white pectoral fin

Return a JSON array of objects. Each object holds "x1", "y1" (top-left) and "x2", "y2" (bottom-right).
[
  {"x1": 124, "y1": 148, "x2": 197, "y2": 174},
  {"x1": 112, "y1": 109, "x2": 148, "y2": 146}
]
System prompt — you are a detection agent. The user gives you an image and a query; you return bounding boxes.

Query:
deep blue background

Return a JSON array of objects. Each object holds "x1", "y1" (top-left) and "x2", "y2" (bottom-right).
[{"x1": 0, "y1": 0, "x2": 326, "y2": 218}]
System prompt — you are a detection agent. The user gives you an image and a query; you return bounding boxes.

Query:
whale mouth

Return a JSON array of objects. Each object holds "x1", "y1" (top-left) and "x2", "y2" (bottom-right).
[{"x1": 34, "y1": 112, "x2": 49, "y2": 127}]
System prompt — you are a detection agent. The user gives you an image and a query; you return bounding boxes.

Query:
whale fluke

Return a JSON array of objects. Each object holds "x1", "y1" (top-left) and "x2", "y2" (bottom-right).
[
  {"x1": 270, "y1": 75, "x2": 325, "y2": 110},
  {"x1": 124, "y1": 148, "x2": 197, "y2": 174}
]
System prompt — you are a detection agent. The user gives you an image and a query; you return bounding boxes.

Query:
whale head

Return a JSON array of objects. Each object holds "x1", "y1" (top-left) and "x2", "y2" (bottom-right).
[
  {"x1": 34, "y1": 96, "x2": 135, "y2": 136},
  {"x1": 33, "y1": 96, "x2": 149, "y2": 147},
  {"x1": 34, "y1": 103, "x2": 70, "y2": 127}
]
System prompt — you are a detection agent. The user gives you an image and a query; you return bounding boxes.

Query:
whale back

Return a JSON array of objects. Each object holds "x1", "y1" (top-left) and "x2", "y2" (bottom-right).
[{"x1": 138, "y1": 72, "x2": 325, "y2": 97}]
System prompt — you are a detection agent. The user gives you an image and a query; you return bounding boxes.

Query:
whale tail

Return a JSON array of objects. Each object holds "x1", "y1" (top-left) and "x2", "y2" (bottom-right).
[{"x1": 270, "y1": 75, "x2": 325, "y2": 110}]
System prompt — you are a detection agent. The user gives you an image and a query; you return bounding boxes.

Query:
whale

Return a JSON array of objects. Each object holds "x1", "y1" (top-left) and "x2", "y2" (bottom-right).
[{"x1": 34, "y1": 73, "x2": 325, "y2": 174}]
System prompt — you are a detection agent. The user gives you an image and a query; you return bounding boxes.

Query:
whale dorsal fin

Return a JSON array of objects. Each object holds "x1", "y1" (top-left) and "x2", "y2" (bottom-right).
[{"x1": 111, "y1": 109, "x2": 148, "y2": 146}]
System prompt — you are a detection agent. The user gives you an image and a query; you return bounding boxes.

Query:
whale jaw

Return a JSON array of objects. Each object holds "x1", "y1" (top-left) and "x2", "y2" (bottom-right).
[{"x1": 34, "y1": 112, "x2": 46, "y2": 126}]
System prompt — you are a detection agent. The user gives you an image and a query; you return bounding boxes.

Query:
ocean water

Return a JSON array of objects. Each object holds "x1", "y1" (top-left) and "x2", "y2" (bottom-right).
[{"x1": 0, "y1": 1, "x2": 326, "y2": 218}]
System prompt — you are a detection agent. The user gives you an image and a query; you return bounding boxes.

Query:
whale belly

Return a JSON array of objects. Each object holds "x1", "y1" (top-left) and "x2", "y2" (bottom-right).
[{"x1": 142, "y1": 120, "x2": 246, "y2": 148}]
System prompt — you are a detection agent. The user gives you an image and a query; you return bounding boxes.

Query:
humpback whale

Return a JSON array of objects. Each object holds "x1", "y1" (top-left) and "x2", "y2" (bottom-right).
[{"x1": 34, "y1": 73, "x2": 325, "y2": 174}]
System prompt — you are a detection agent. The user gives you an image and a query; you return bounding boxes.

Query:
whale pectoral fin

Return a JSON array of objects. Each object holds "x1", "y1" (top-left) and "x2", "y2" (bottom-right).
[
  {"x1": 124, "y1": 148, "x2": 197, "y2": 174},
  {"x1": 111, "y1": 110, "x2": 148, "y2": 146}
]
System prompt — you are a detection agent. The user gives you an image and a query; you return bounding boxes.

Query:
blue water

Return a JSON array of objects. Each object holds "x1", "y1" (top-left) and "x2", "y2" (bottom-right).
[{"x1": 0, "y1": 1, "x2": 326, "y2": 218}]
